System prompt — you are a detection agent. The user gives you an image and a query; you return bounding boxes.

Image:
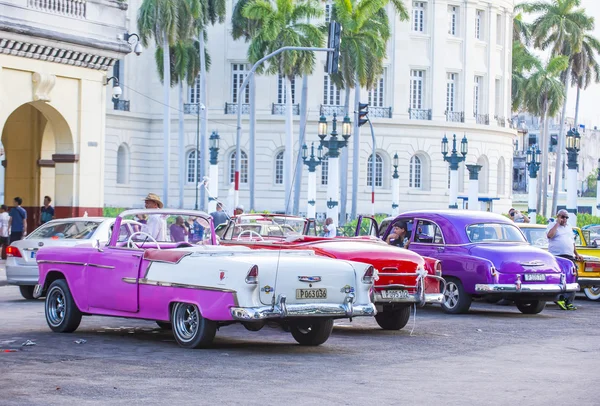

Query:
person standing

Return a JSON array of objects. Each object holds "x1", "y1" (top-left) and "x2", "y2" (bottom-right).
[
  {"x1": 0, "y1": 205, "x2": 9, "y2": 259},
  {"x1": 210, "y1": 203, "x2": 229, "y2": 227},
  {"x1": 234, "y1": 204, "x2": 244, "y2": 216},
  {"x1": 547, "y1": 209, "x2": 583, "y2": 310},
  {"x1": 170, "y1": 216, "x2": 189, "y2": 242},
  {"x1": 40, "y1": 196, "x2": 55, "y2": 225},
  {"x1": 141, "y1": 193, "x2": 166, "y2": 241},
  {"x1": 186, "y1": 216, "x2": 204, "y2": 243},
  {"x1": 323, "y1": 217, "x2": 336, "y2": 237},
  {"x1": 509, "y1": 208, "x2": 530, "y2": 223},
  {"x1": 8, "y1": 197, "x2": 27, "y2": 243}
]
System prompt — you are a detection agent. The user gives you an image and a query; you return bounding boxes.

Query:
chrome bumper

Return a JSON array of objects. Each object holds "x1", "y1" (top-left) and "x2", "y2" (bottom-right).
[
  {"x1": 374, "y1": 292, "x2": 444, "y2": 305},
  {"x1": 475, "y1": 282, "x2": 580, "y2": 293},
  {"x1": 33, "y1": 284, "x2": 43, "y2": 299},
  {"x1": 230, "y1": 294, "x2": 376, "y2": 321},
  {"x1": 577, "y1": 277, "x2": 600, "y2": 287}
]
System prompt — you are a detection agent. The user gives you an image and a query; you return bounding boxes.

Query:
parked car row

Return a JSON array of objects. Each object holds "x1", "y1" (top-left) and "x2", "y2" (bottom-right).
[{"x1": 3, "y1": 208, "x2": 587, "y2": 349}]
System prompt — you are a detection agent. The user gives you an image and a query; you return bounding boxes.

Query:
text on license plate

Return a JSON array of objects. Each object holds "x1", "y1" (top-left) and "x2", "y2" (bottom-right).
[
  {"x1": 30, "y1": 251, "x2": 36, "y2": 259},
  {"x1": 381, "y1": 289, "x2": 410, "y2": 299},
  {"x1": 524, "y1": 274, "x2": 545, "y2": 281},
  {"x1": 296, "y1": 288, "x2": 327, "y2": 299}
]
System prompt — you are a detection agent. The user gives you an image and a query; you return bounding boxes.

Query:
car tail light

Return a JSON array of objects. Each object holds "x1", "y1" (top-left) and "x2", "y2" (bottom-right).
[
  {"x1": 6, "y1": 246, "x2": 21, "y2": 258},
  {"x1": 245, "y1": 265, "x2": 259, "y2": 284},
  {"x1": 362, "y1": 266, "x2": 376, "y2": 284},
  {"x1": 435, "y1": 261, "x2": 442, "y2": 276}
]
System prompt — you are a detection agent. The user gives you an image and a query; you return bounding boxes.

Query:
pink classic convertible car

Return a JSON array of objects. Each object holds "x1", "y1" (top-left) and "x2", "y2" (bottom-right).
[{"x1": 33, "y1": 209, "x2": 376, "y2": 349}]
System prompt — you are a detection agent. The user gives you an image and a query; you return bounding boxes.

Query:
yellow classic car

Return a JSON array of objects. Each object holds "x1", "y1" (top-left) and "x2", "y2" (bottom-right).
[{"x1": 518, "y1": 223, "x2": 600, "y2": 301}]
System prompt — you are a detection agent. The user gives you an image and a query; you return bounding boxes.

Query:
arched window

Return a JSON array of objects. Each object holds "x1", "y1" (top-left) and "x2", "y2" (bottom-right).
[
  {"x1": 497, "y1": 157, "x2": 506, "y2": 196},
  {"x1": 229, "y1": 151, "x2": 248, "y2": 184},
  {"x1": 320, "y1": 156, "x2": 328, "y2": 185},
  {"x1": 275, "y1": 150, "x2": 284, "y2": 184},
  {"x1": 477, "y1": 155, "x2": 489, "y2": 193},
  {"x1": 116, "y1": 143, "x2": 130, "y2": 185},
  {"x1": 409, "y1": 155, "x2": 422, "y2": 189},
  {"x1": 367, "y1": 154, "x2": 383, "y2": 187},
  {"x1": 186, "y1": 149, "x2": 200, "y2": 184}
]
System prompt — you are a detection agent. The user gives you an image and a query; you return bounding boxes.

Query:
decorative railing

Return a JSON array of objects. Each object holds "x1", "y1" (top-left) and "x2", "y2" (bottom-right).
[
  {"x1": 475, "y1": 113, "x2": 490, "y2": 125},
  {"x1": 494, "y1": 115, "x2": 506, "y2": 127},
  {"x1": 184, "y1": 103, "x2": 201, "y2": 114},
  {"x1": 112, "y1": 98, "x2": 130, "y2": 112},
  {"x1": 28, "y1": 0, "x2": 87, "y2": 18},
  {"x1": 369, "y1": 106, "x2": 392, "y2": 118},
  {"x1": 320, "y1": 104, "x2": 346, "y2": 116},
  {"x1": 225, "y1": 102, "x2": 250, "y2": 115},
  {"x1": 408, "y1": 108, "x2": 432, "y2": 120},
  {"x1": 445, "y1": 111, "x2": 464, "y2": 123},
  {"x1": 271, "y1": 103, "x2": 300, "y2": 116}
]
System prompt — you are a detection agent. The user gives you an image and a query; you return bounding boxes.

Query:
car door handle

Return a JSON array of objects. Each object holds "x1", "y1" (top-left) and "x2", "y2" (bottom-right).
[
  {"x1": 437, "y1": 247, "x2": 445, "y2": 252},
  {"x1": 132, "y1": 254, "x2": 141, "y2": 258}
]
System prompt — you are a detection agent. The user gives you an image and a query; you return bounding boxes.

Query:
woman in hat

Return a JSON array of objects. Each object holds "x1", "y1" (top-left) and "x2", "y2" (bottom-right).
[{"x1": 142, "y1": 193, "x2": 166, "y2": 241}]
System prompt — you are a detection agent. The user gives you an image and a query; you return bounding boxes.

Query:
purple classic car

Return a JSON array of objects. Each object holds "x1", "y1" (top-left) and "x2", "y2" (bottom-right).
[{"x1": 357, "y1": 210, "x2": 579, "y2": 315}]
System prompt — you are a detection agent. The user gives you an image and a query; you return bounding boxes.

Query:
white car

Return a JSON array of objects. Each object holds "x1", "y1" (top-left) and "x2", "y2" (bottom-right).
[{"x1": 6, "y1": 217, "x2": 135, "y2": 299}]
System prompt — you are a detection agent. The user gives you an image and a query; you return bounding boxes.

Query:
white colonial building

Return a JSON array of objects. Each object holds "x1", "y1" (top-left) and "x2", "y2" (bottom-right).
[{"x1": 104, "y1": 0, "x2": 517, "y2": 217}]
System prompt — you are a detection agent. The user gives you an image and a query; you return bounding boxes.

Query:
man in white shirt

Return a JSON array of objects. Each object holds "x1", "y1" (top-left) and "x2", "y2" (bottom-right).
[
  {"x1": 546, "y1": 209, "x2": 583, "y2": 310},
  {"x1": 0, "y1": 205, "x2": 9, "y2": 259},
  {"x1": 324, "y1": 217, "x2": 336, "y2": 238},
  {"x1": 142, "y1": 193, "x2": 166, "y2": 241}
]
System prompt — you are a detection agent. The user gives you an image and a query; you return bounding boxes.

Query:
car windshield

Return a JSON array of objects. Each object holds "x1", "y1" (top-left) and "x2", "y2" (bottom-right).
[
  {"x1": 228, "y1": 223, "x2": 301, "y2": 240},
  {"x1": 522, "y1": 228, "x2": 548, "y2": 248},
  {"x1": 28, "y1": 221, "x2": 101, "y2": 240},
  {"x1": 466, "y1": 223, "x2": 526, "y2": 243},
  {"x1": 120, "y1": 214, "x2": 211, "y2": 243}
]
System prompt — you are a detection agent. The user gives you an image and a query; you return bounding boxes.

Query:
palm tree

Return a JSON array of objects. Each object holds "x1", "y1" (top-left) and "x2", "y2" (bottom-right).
[
  {"x1": 567, "y1": 34, "x2": 600, "y2": 126},
  {"x1": 518, "y1": 0, "x2": 594, "y2": 215},
  {"x1": 512, "y1": 41, "x2": 541, "y2": 112},
  {"x1": 242, "y1": 0, "x2": 325, "y2": 214},
  {"x1": 513, "y1": 12, "x2": 531, "y2": 46},
  {"x1": 523, "y1": 56, "x2": 568, "y2": 216}
]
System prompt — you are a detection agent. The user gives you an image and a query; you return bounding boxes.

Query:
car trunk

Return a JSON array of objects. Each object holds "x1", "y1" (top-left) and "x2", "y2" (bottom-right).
[{"x1": 10, "y1": 239, "x2": 86, "y2": 265}]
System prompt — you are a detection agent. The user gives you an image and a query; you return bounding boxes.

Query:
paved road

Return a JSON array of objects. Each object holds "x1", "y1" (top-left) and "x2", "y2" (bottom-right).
[{"x1": 0, "y1": 281, "x2": 598, "y2": 406}]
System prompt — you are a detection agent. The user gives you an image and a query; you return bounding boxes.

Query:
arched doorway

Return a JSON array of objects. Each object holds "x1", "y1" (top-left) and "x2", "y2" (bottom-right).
[{"x1": 1, "y1": 101, "x2": 75, "y2": 229}]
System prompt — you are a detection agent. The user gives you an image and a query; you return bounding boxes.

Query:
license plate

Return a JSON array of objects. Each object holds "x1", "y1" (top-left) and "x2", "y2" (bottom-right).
[
  {"x1": 524, "y1": 274, "x2": 545, "y2": 281},
  {"x1": 30, "y1": 251, "x2": 36, "y2": 259},
  {"x1": 296, "y1": 288, "x2": 327, "y2": 299},
  {"x1": 381, "y1": 289, "x2": 410, "y2": 299}
]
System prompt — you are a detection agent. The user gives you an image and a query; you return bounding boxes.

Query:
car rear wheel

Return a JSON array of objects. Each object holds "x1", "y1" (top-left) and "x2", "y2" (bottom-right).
[
  {"x1": 583, "y1": 287, "x2": 600, "y2": 301},
  {"x1": 375, "y1": 307, "x2": 411, "y2": 330},
  {"x1": 515, "y1": 300, "x2": 546, "y2": 314},
  {"x1": 290, "y1": 318, "x2": 334, "y2": 346},
  {"x1": 155, "y1": 321, "x2": 172, "y2": 330},
  {"x1": 171, "y1": 302, "x2": 216, "y2": 349},
  {"x1": 441, "y1": 277, "x2": 472, "y2": 314},
  {"x1": 45, "y1": 279, "x2": 82, "y2": 333},
  {"x1": 19, "y1": 285, "x2": 36, "y2": 300}
]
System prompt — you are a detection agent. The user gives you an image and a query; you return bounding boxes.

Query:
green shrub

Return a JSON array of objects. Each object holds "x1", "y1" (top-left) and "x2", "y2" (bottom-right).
[
  {"x1": 103, "y1": 207, "x2": 128, "y2": 218},
  {"x1": 577, "y1": 213, "x2": 600, "y2": 228}
]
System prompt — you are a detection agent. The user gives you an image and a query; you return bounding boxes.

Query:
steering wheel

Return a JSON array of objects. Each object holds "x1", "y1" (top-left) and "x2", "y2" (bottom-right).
[
  {"x1": 127, "y1": 231, "x2": 160, "y2": 249},
  {"x1": 237, "y1": 230, "x2": 264, "y2": 241},
  {"x1": 533, "y1": 238, "x2": 547, "y2": 247}
]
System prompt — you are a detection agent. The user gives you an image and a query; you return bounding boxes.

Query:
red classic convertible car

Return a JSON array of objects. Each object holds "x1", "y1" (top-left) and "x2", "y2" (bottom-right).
[{"x1": 217, "y1": 214, "x2": 445, "y2": 330}]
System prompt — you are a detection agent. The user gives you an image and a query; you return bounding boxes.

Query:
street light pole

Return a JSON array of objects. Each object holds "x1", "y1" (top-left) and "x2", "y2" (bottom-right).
[
  {"x1": 596, "y1": 159, "x2": 600, "y2": 216},
  {"x1": 301, "y1": 142, "x2": 322, "y2": 218},
  {"x1": 194, "y1": 101, "x2": 200, "y2": 210},
  {"x1": 367, "y1": 118, "x2": 376, "y2": 216},
  {"x1": 207, "y1": 130, "x2": 220, "y2": 213},
  {"x1": 566, "y1": 128, "x2": 581, "y2": 227},
  {"x1": 391, "y1": 153, "x2": 399, "y2": 216},
  {"x1": 526, "y1": 145, "x2": 541, "y2": 224},
  {"x1": 442, "y1": 134, "x2": 468, "y2": 209}
]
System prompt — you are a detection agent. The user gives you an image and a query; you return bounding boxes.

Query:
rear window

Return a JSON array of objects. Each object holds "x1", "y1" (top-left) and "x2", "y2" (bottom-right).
[
  {"x1": 28, "y1": 221, "x2": 101, "y2": 240},
  {"x1": 466, "y1": 223, "x2": 525, "y2": 243}
]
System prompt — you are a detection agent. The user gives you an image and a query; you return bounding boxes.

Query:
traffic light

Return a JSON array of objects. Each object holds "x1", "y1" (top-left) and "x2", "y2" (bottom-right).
[
  {"x1": 358, "y1": 102, "x2": 369, "y2": 127},
  {"x1": 326, "y1": 21, "x2": 341, "y2": 74}
]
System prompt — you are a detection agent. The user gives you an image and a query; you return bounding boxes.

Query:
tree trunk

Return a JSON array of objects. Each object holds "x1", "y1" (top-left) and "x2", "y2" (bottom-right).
[
  {"x1": 536, "y1": 112, "x2": 545, "y2": 213},
  {"x1": 541, "y1": 111, "x2": 550, "y2": 217},
  {"x1": 199, "y1": 30, "x2": 208, "y2": 211},
  {"x1": 574, "y1": 84, "x2": 581, "y2": 128},
  {"x1": 249, "y1": 74, "x2": 256, "y2": 211},
  {"x1": 550, "y1": 67, "x2": 571, "y2": 216},
  {"x1": 284, "y1": 77, "x2": 294, "y2": 214},
  {"x1": 351, "y1": 75, "x2": 360, "y2": 220},
  {"x1": 339, "y1": 88, "x2": 351, "y2": 225},
  {"x1": 162, "y1": 36, "x2": 171, "y2": 207},
  {"x1": 293, "y1": 74, "x2": 308, "y2": 215},
  {"x1": 178, "y1": 81, "x2": 185, "y2": 209}
]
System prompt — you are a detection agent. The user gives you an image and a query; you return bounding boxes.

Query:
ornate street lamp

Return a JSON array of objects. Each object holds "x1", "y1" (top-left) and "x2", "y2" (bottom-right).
[
  {"x1": 391, "y1": 153, "x2": 399, "y2": 216},
  {"x1": 206, "y1": 131, "x2": 221, "y2": 213},
  {"x1": 442, "y1": 134, "x2": 468, "y2": 209},
  {"x1": 526, "y1": 145, "x2": 542, "y2": 223},
  {"x1": 596, "y1": 158, "x2": 600, "y2": 214},
  {"x1": 565, "y1": 128, "x2": 581, "y2": 226},
  {"x1": 301, "y1": 143, "x2": 323, "y2": 219},
  {"x1": 318, "y1": 113, "x2": 351, "y2": 224}
]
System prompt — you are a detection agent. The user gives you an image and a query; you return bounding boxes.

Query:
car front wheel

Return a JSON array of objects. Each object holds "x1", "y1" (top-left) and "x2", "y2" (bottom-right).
[
  {"x1": 375, "y1": 307, "x2": 411, "y2": 330},
  {"x1": 19, "y1": 285, "x2": 36, "y2": 300},
  {"x1": 441, "y1": 277, "x2": 472, "y2": 314},
  {"x1": 515, "y1": 300, "x2": 546, "y2": 314},
  {"x1": 45, "y1": 279, "x2": 82, "y2": 333},
  {"x1": 171, "y1": 302, "x2": 216, "y2": 349},
  {"x1": 583, "y1": 286, "x2": 600, "y2": 301},
  {"x1": 290, "y1": 318, "x2": 334, "y2": 346}
]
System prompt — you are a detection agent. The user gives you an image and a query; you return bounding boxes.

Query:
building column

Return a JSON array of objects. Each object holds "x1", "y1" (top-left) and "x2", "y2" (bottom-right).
[
  {"x1": 207, "y1": 163, "x2": 219, "y2": 213},
  {"x1": 449, "y1": 167, "x2": 459, "y2": 209},
  {"x1": 307, "y1": 169, "x2": 317, "y2": 219},
  {"x1": 566, "y1": 153, "x2": 578, "y2": 227},
  {"x1": 596, "y1": 161, "x2": 600, "y2": 216},
  {"x1": 327, "y1": 155, "x2": 340, "y2": 223},
  {"x1": 466, "y1": 164, "x2": 482, "y2": 211},
  {"x1": 528, "y1": 175, "x2": 538, "y2": 224}
]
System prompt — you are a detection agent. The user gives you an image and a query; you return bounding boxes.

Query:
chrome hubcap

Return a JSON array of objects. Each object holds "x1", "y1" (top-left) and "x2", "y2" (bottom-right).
[
  {"x1": 586, "y1": 286, "x2": 600, "y2": 298},
  {"x1": 443, "y1": 282, "x2": 459, "y2": 308},
  {"x1": 47, "y1": 287, "x2": 66, "y2": 327},
  {"x1": 174, "y1": 304, "x2": 199, "y2": 342}
]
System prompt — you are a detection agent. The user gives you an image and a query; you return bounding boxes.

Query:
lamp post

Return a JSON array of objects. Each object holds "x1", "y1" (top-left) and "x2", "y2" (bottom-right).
[
  {"x1": 466, "y1": 164, "x2": 482, "y2": 211},
  {"x1": 596, "y1": 159, "x2": 600, "y2": 216},
  {"x1": 207, "y1": 130, "x2": 220, "y2": 213},
  {"x1": 391, "y1": 153, "x2": 399, "y2": 216},
  {"x1": 526, "y1": 145, "x2": 541, "y2": 223},
  {"x1": 566, "y1": 128, "x2": 581, "y2": 227},
  {"x1": 318, "y1": 113, "x2": 351, "y2": 224},
  {"x1": 442, "y1": 134, "x2": 468, "y2": 209},
  {"x1": 301, "y1": 142, "x2": 323, "y2": 219}
]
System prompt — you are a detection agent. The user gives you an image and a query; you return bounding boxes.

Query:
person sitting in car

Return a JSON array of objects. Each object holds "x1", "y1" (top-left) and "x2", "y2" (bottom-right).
[{"x1": 386, "y1": 222, "x2": 410, "y2": 248}]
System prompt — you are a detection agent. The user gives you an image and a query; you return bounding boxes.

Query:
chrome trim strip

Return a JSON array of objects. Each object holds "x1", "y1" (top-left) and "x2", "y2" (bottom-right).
[
  {"x1": 230, "y1": 300, "x2": 376, "y2": 321},
  {"x1": 122, "y1": 277, "x2": 138, "y2": 284},
  {"x1": 87, "y1": 263, "x2": 115, "y2": 269},
  {"x1": 37, "y1": 260, "x2": 86, "y2": 266},
  {"x1": 373, "y1": 292, "x2": 444, "y2": 304},
  {"x1": 576, "y1": 278, "x2": 600, "y2": 287},
  {"x1": 475, "y1": 282, "x2": 580, "y2": 293},
  {"x1": 138, "y1": 278, "x2": 237, "y2": 293},
  {"x1": 33, "y1": 284, "x2": 43, "y2": 299}
]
